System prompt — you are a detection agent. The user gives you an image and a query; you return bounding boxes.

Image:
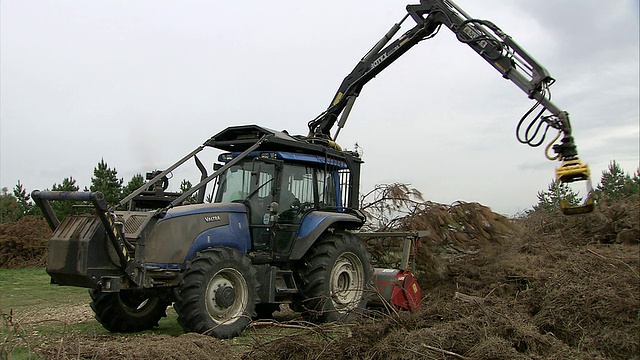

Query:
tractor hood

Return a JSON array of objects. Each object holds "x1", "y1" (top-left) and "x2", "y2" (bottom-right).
[{"x1": 162, "y1": 202, "x2": 246, "y2": 220}]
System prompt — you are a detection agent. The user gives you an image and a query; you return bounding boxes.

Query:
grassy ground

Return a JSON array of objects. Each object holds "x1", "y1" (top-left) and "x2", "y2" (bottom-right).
[
  {"x1": 0, "y1": 268, "x2": 185, "y2": 359},
  {"x1": 1, "y1": 268, "x2": 85, "y2": 310},
  {"x1": 0, "y1": 268, "x2": 300, "y2": 359}
]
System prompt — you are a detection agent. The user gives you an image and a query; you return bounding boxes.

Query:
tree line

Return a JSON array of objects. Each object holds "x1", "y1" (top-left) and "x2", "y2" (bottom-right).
[
  {"x1": 535, "y1": 160, "x2": 640, "y2": 212},
  {"x1": 1, "y1": 159, "x2": 638, "y2": 224},
  {"x1": 0, "y1": 159, "x2": 197, "y2": 223}
]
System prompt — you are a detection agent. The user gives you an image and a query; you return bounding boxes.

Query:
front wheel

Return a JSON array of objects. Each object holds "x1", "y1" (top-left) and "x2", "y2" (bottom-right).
[
  {"x1": 296, "y1": 231, "x2": 372, "y2": 322},
  {"x1": 89, "y1": 289, "x2": 169, "y2": 332},
  {"x1": 174, "y1": 247, "x2": 259, "y2": 339}
]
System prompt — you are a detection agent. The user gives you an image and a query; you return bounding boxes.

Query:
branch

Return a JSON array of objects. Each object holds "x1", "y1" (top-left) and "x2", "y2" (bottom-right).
[
  {"x1": 587, "y1": 247, "x2": 640, "y2": 278},
  {"x1": 422, "y1": 343, "x2": 470, "y2": 360}
]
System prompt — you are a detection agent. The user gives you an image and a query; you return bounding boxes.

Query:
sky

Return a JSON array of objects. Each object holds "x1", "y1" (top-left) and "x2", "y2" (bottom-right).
[{"x1": 1, "y1": 0, "x2": 639, "y2": 215}]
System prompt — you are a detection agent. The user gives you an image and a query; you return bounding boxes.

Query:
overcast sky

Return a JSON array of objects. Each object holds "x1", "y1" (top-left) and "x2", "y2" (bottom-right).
[{"x1": 1, "y1": 0, "x2": 638, "y2": 215}]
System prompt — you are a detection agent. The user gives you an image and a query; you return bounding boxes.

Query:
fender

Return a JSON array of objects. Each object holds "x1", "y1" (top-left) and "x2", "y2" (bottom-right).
[
  {"x1": 182, "y1": 212, "x2": 251, "y2": 265},
  {"x1": 289, "y1": 211, "x2": 364, "y2": 260}
]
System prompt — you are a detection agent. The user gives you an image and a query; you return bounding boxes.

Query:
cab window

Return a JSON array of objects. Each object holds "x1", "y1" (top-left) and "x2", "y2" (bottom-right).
[
  {"x1": 278, "y1": 164, "x2": 337, "y2": 221},
  {"x1": 215, "y1": 161, "x2": 275, "y2": 204}
]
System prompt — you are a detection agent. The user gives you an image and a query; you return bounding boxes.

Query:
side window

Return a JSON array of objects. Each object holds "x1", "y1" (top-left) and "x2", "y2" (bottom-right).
[
  {"x1": 256, "y1": 172, "x2": 273, "y2": 198},
  {"x1": 280, "y1": 165, "x2": 313, "y2": 209},
  {"x1": 278, "y1": 166, "x2": 339, "y2": 213},
  {"x1": 278, "y1": 165, "x2": 315, "y2": 222},
  {"x1": 317, "y1": 169, "x2": 337, "y2": 207}
]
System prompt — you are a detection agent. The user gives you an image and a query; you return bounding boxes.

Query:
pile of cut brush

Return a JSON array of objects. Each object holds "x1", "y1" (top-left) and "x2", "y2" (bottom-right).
[
  {"x1": 249, "y1": 192, "x2": 639, "y2": 359},
  {"x1": 0, "y1": 215, "x2": 50, "y2": 269}
]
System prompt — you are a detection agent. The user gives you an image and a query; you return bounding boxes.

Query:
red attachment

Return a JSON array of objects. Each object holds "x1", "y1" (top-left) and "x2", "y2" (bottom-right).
[{"x1": 390, "y1": 270, "x2": 422, "y2": 312}]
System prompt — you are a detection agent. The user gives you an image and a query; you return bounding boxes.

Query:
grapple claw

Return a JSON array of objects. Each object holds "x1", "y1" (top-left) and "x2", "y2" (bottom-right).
[{"x1": 555, "y1": 159, "x2": 595, "y2": 215}]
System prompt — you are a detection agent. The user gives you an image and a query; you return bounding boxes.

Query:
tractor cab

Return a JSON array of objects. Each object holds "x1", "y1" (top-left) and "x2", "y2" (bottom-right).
[{"x1": 214, "y1": 147, "x2": 350, "y2": 260}]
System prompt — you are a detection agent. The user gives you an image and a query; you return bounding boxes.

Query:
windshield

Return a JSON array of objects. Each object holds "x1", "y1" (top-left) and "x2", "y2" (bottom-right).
[{"x1": 215, "y1": 160, "x2": 275, "y2": 203}]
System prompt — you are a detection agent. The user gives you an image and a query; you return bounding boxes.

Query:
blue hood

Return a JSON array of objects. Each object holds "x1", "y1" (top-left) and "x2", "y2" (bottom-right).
[{"x1": 163, "y1": 202, "x2": 246, "y2": 219}]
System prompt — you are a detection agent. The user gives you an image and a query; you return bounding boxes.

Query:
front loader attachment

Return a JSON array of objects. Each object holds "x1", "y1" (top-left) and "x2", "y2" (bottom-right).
[
  {"x1": 555, "y1": 159, "x2": 595, "y2": 215},
  {"x1": 31, "y1": 191, "x2": 130, "y2": 288}
]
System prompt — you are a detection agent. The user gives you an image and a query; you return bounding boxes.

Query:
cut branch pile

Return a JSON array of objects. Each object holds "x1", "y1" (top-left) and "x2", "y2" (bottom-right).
[{"x1": 0, "y1": 215, "x2": 50, "y2": 269}]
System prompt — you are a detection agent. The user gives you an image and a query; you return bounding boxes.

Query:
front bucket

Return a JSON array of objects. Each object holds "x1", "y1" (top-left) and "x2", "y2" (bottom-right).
[{"x1": 46, "y1": 214, "x2": 123, "y2": 288}]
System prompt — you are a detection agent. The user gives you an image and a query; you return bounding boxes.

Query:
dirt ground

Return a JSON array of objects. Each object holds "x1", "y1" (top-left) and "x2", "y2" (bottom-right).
[
  {"x1": 1, "y1": 198, "x2": 638, "y2": 359},
  {"x1": 39, "y1": 331, "x2": 243, "y2": 360}
]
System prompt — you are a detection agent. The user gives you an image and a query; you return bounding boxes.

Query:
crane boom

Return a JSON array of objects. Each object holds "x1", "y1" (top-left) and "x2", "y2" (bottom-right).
[{"x1": 307, "y1": 0, "x2": 593, "y2": 215}]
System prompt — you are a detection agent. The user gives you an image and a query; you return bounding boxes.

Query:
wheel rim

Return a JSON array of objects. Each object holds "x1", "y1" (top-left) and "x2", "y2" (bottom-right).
[
  {"x1": 330, "y1": 252, "x2": 365, "y2": 313},
  {"x1": 205, "y1": 268, "x2": 248, "y2": 325},
  {"x1": 118, "y1": 291, "x2": 155, "y2": 315}
]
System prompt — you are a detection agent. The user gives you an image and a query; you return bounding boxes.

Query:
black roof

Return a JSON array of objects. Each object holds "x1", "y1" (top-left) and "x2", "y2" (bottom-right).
[{"x1": 204, "y1": 125, "x2": 361, "y2": 162}]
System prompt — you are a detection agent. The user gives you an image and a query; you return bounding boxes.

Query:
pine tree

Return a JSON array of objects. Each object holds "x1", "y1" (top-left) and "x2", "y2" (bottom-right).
[
  {"x1": 534, "y1": 179, "x2": 580, "y2": 212},
  {"x1": 118, "y1": 173, "x2": 146, "y2": 209},
  {"x1": 51, "y1": 177, "x2": 81, "y2": 220},
  {"x1": 180, "y1": 179, "x2": 199, "y2": 204},
  {"x1": 0, "y1": 187, "x2": 22, "y2": 223},
  {"x1": 90, "y1": 159, "x2": 123, "y2": 207},
  {"x1": 632, "y1": 168, "x2": 640, "y2": 192},
  {"x1": 52, "y1": 177, "x2": 80, "y2": 191},
  {"x1": 12, "y1": 180, "x2": 33, "y2": 216},
  {"x1": 595, "y1": 161, "x2": 637, "y2": 203},
  {"x1": 624, "y1": 167, "x2": 640, "y2": 197},
  {"x1": 122, "y1": 173, "x2": 145, "y2": 199}
]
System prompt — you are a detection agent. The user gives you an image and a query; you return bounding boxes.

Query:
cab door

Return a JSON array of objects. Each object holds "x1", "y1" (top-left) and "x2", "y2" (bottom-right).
[
  {"x1": 214, "y1": 160, "x2": 276, "y2": 251},
  {"x1": 273, "y1": 165, "x2": 338, "y2": 257}
]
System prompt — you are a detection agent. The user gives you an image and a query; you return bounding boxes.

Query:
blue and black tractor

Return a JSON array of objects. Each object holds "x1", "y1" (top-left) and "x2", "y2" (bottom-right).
[{"x1": 34, "y1": 125, "x2": 378, "y2": 339}]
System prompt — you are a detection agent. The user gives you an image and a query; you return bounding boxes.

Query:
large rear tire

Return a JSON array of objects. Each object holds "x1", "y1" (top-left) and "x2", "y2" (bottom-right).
[
  {"x1": 89, "y1": 289, "x2": 169, "y2": 332},
  {"x1": 296, "y1": 231, "x2": 372, "y2": 322},
  {"x1": 174, "y1": 247, "x2": 259, "y2": 339}
]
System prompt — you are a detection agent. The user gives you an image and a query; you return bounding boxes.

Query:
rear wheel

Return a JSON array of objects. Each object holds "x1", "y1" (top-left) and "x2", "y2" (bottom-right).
[
  {"x1": 89, "y1": 289, "x2": 169, "y2": 332},
  {"x1": 296, "y1": 231, "x2": 372, "y2": 322},
  {"x1": 174, "y1": 247, "x2": 259, "y2": 339}
]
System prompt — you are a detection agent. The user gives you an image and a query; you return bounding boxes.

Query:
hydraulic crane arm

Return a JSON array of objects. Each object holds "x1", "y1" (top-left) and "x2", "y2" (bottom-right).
[
  {"x1": 307, "y1": 13, "x2": 439, "y2": 140},
  {"x1": 307, "y1": 0, "x2": 593, "y2": 215}
]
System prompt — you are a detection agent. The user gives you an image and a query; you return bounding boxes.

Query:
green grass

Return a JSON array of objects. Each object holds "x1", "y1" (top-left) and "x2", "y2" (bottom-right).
[{"x1": 0, "y1": 268, "x2": 87, "y2": 310}]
